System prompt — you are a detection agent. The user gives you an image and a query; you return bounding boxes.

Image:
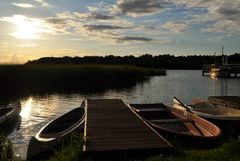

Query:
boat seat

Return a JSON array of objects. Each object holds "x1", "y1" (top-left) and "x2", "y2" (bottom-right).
[
  {"x1": 150, "y1": 119, "x2": 193, "y2": 123},
  {"x1": 137, "y1": 108, "x2": 166, "y2": 112}
]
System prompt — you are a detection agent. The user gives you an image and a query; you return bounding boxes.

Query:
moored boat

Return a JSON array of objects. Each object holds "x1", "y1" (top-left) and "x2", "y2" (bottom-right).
[
  {"x1": 173, "y1": 97, "x2": 240, "y2": 121},
  {"x1": 173, "y1": 97, "x2": 240, "y2": 135},
  {"x1": 26, "y1": 101, "x2": 85, "y2": 160},
  {"x1": 209, "y1": 65, "x2": 230, "y2": 78},
  {"x1": 0, "y1": 101, "x2": 21, "y2": 128},
  {"x1": 130, "y1": 103, "x2": 221, "y2": 146},
  {"x1": 208, "y1": 96, "x2": 240, "y2": 109}
]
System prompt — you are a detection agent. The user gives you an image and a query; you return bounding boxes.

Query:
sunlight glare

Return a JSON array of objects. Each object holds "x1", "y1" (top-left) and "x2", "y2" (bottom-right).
[
  {"x1": 20, "y1": 97, "x2": 33, "y2": 119},
  {"x1": 10, "y1": 15, "x2": 40, "y2": 39}
]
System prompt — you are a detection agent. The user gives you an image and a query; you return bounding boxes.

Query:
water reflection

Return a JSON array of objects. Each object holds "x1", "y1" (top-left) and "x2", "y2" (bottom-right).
[
  {"x1": 20, "y1": 97, "x2": 33, "y2": 119},
  {"x1": 220, "y1": 79, "x2": 228, "y2": 96},
  {"x1": 3, "y1": 70, "x2": 240, "y2": 159}
]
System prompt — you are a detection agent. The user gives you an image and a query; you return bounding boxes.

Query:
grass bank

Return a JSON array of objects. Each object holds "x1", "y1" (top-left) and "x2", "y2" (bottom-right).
[
  {"x1": 45, "y1": 137, "x2": 240, "y2": 161},
  {"x1": 0, "y1": 133, "x2": 13, "y2": 161},
  {"x1": 0, "y1": 64, "x2": 166, "y2": 99},
  {"x1": 1, "y1": 133, "x2": 239, "y2": 161}
]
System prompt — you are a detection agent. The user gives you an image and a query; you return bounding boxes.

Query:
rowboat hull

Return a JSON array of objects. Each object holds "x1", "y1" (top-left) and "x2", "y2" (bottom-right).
[
  {"x1": 173, "y1": 97, "x2": 240, "y2": 135},
  {"x1": 130, "y1": 103, "x2": 221, "y2": 146},
  {"x1": 27, "y1": 102, "x2": 85, "y2": 160},
  {"x1": 0, "y1": 101, "x2": 21, "y2": 128},
  {"x1": 208, "y1": 96, "x2": 240, "y2": 109}
]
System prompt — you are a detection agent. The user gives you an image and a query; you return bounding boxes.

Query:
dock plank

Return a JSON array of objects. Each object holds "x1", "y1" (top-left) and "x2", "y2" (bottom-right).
[{"x1": 83, "y1": 99, "x2": 172, "y2": 153}]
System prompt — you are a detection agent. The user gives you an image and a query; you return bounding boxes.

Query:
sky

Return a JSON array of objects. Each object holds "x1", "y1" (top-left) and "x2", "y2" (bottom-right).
[{"x1": 0, "y1": 0, "x2": 239, "y2": 63}]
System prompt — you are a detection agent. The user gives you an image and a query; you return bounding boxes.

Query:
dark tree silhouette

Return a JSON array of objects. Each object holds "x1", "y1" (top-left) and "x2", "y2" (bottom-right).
[{"x1": 26, "y1": 53, "x2": 240, "y2": 69}]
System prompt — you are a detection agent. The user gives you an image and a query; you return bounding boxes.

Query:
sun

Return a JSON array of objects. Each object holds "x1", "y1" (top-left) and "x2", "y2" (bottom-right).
[{"x1": 10, "y1": 15, "x2": 40, "y2": 39}]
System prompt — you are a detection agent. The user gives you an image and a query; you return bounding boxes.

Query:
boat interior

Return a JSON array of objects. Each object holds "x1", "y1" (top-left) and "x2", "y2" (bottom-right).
[
  {"x1": 130, "y1": 103, "x2": 218, "y2": 137},
  {"x1": 40, "y1": 107, "x2": 85, "y2": 135},
  {"x1": 0, "y1": 108, "x2": 12, "y2": 117},
  {"x1": 191, "y1": 103, "x2": 240, "y2": 116}
]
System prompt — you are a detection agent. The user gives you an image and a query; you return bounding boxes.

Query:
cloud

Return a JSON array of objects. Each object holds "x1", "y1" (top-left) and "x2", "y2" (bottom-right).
[
  {"x1": 45, "y1": 11, "x2": 135, "y2": 42},
  {"x1": 169, "y1": 0, "x2": 240, "y2": 35},
  {"x1": 12, "y1": 3, "x2": 35, "y2": 8},
  {"x1": 112, "y1": 0, "x2": 169, "y2": 17},
  {"x1": 83, "y1": 24, "x2": 131, "y2": 31},
  {"x1": 201, "y1": 20, "x2": 240, "y2": 35},
  {"x1": 88, "y1": 13, "x2": 115, "y2": 20},
  {"x1": 162, "y1": 21, "x2": 188, "y2": 33},
  {"x1": 114, "y1": 36, "x2": 153, "y2": 42},
  {"x1": 56, "y1": 11, "x2": 115, "y2": 21},
  {"x1": 35, "y1": 0, "x2": 52, "y2": 7},
  {"x1": 43, "y1": 10, "x2": 173, "y2": 45},
  {"x1": 46, "y1": 18, "x2": 66, "y2": 25}
]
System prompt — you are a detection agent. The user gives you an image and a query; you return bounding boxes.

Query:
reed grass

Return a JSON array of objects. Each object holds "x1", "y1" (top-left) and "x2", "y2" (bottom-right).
[{"x1": 0, "y1": 64, "x2": 166, "y2": 99}]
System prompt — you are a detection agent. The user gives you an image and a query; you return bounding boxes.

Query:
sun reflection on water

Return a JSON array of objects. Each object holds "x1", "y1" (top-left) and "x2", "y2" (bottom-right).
[{"x1": 20, "y1": 97, "x2": 33, "y2": 119}]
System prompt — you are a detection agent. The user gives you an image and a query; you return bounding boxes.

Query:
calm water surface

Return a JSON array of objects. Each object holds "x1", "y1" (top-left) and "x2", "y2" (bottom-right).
[{"x1": 3, "y1": 70, "x2": 240, "y2": 159}]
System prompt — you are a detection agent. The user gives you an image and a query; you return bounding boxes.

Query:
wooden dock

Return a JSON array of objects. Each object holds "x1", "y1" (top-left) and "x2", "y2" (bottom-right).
[
  {"x1": 208, "y1": 96, "x2": 240, "y2": 109},
  {"x1": 83, "y1": 99, "x2": 172, "y2": 155}
]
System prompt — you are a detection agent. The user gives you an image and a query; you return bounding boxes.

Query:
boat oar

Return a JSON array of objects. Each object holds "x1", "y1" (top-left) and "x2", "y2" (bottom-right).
[{"x1": 173, "y1": 96, "x2": 193, "y2": 113}]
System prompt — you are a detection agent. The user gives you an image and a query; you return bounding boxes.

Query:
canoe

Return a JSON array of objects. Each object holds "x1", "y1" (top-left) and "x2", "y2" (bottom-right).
[
  {"x1": 173, "y1": 97, "x2": 240, "y2": 135},
  {"x1": 130, "y1": 103, "x2": 221, "y2": 145},
  {"x1": 0, "y1": 101, "x2": 21, "y2": 127},
  {"x1": 26, "y1": 102, "x2": 85, "y2": 160}
]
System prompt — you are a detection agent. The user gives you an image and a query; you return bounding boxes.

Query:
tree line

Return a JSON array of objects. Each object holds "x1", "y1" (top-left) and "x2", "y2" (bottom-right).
[{"x1": 26, "y1": 53, "x2": 240, "y2": 69}]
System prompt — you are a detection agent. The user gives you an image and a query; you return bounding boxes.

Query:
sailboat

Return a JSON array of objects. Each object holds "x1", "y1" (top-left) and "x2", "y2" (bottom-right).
[{"x1": 209, "y1": 46, "x2": 230, "y2": 78}]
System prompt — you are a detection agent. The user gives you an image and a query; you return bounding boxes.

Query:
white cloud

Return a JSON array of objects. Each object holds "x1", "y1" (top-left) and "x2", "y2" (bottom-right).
[
  {"x1": 12, "y1": 3, "x2": 35, "y2": 8},
  {"x1": 35, "y1": 0, "x2": 52, "y2": 7},
  {"x1": 46, "y1": 11, "x2": 139, "y2": 43},
  {"x1": 162, "y1": 21, "x2": 188, "y2": 33}
]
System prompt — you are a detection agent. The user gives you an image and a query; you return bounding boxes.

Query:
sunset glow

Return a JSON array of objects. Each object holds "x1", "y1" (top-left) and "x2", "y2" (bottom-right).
[
  {"x1": 10, "y1": 15, "x2": 40, "y2": 39},
  {"x1": 0, "y1": 0, "x2": 239, "y2": 63}
]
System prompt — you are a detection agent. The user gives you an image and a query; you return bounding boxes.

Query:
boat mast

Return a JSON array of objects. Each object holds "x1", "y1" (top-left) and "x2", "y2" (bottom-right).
[
  {"x1": 221, "y1": 45, "x2": 224, "y2": 65},
  {"x1": 224, "y1": 46, "x2": 228, "y2": 65}
]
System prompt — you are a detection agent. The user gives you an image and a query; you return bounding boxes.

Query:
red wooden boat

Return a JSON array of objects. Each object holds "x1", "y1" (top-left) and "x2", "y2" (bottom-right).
[{"x1": 130, "y1": 103, "x2": 221, "y2": 145}]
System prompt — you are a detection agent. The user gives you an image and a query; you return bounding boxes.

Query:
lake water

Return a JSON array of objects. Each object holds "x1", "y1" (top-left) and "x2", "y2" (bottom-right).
[{"x1": 3, "y1": 70, "x2": 240, "y2": 159}]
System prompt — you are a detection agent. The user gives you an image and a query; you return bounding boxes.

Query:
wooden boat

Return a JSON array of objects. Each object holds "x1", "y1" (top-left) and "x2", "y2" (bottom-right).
[
  {"x1": 173, "y1": 97, "x2": 240, "y2": 121},
  {"x1": 208, "y1": 96, "x2": 240, "y2": 109},
  {"x1": 130, "y1": 103, "x2": 221, "y2": 145},
  {"x1": 173, "y1": 97, "x2": 240, "y2": 135},
  {"x1": 0, "y1": 101, "x2": 21, "y2": 127},
  {"x1": 26, "y1": 102, "x2": 85, "y2": 160}
]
